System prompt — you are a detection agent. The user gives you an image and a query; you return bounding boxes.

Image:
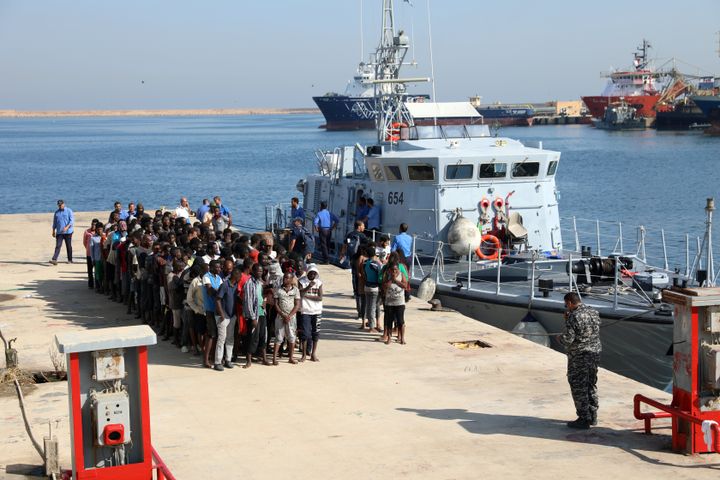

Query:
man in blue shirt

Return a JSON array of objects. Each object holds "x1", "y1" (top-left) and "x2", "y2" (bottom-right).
[
  {"x1": 196, "y1": 199, "x2": 211, "y2": 223},
  {"x1": 290, "y1": 197, "x2": 305, "y2": 226},
  {"x1": 51, "y1": 199, "x2": 74, "y2": 265},
  {"x1": 313, "y1": 201, "x2": 339, "y2": 264},
  {"x1": 364, "y1": 198, "x2": 381, "y2": 234},
  {"x1": 213, "y1": 196, "x2": 232, "y2": 226},
  {"x1": 391, "y1": 223, "x2": 413, "y2": 267}
]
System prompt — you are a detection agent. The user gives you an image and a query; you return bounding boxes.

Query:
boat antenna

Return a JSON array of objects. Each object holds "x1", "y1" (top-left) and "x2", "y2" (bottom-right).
[
  {"x1": 426, "y1": 0, "x2": 437, "y2": 126},
  {"x1": 360, "y1": 0, "x2": 364, "y2": 61}
]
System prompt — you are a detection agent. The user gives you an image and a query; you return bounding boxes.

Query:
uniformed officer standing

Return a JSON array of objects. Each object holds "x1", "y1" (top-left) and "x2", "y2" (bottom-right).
[{"x1": 559, "y1": 292, "x2": 601, "y2": 429}]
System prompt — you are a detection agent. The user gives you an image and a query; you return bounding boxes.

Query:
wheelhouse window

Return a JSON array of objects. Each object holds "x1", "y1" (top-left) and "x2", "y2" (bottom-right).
[
  {"x1": 479, "y1": 163, "x2": 507, "y2": 178},
  {"x1": 547, "y1": 160, "x2": 558, "y2": 176},
  {"x1": 512, "y1": 162, "x2": 540, "y2": 177},
  {"x1": 370, "y1": 163, "x2": 384, "y2": 181},
  {"x1": 407, "y1": 164, "x2": 435, "y2": 181},
  {"x1": 384, "y1": 165, "x2": 403, "y2": 181},
  {"x1": 445, "y1": 164, "x2": 473, "y2": 180}
]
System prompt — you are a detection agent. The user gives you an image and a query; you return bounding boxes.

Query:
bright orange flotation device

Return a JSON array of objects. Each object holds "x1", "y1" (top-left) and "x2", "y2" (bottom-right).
[
  {"x1": 475, "y1": 234, "x2": 501, "y2": 260},
  {"x1": 385, "y1": 122, "x2": 407, "y2": 142}
]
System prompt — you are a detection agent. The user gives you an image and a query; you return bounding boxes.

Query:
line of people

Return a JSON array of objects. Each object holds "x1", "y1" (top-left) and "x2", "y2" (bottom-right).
[
  {"x1": 340, "y1": 220, "x2": 414, "y2": 345},
  {"x1": 80, "y1": 197, "x2": 323, "y2": 370}
]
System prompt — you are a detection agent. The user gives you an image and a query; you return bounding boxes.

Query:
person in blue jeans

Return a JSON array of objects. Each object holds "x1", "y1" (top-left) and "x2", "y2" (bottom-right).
[{"x1": 51, "y1": 199, "x2": 74, "y2": 265}]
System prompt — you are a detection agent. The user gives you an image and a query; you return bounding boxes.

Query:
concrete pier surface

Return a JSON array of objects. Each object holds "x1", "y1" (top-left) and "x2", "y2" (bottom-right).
[{"x1": 1, "y1": 211, "x2": 719, "y2": 479}]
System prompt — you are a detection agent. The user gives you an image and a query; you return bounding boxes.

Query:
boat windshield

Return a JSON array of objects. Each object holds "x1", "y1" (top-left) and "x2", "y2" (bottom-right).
[{"x1": 408, "y1": 124, "x2": 490, "y2": 140}]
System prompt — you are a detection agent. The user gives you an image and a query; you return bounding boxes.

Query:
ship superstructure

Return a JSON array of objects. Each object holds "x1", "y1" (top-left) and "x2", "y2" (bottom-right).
[{"x1": 583, "y1": 40, "x2": 667, "y2": 119}]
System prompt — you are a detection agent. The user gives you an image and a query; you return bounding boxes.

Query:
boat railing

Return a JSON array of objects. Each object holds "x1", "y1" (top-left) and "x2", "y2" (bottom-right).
[
  {"x1": 560, "y1": 215, "x2": 714, "y2": 283},
  {"x1": 264, "y1": 204, "x2": 715, "y2": 312}
]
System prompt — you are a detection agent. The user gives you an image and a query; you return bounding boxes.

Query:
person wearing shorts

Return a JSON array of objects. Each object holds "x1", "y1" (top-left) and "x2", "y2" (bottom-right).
[
  {"x1": 202, "y1": 260, "x2": 223, "y2": 368},
  {"x1": 273, "y1": 272, "x2": 300, "y2": 365},
  {"x1": 381, "y1": 262, "x2": 408, "y2": 345}
]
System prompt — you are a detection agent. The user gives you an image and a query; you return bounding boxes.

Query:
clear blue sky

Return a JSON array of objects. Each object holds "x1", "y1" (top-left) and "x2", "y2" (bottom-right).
[{"x1": 1, "y1": 0, "x2": 718, "y2": 109}]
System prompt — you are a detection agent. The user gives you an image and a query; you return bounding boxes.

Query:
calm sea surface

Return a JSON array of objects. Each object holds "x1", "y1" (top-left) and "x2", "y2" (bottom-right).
[{"x1": 1, "y1": 114, "x2": 718, "y2": 269}]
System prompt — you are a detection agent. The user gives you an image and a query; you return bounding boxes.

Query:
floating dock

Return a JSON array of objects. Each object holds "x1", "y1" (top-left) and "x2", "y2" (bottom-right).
[{"x1": 1, "y1": 212, "x2": 719, "y2": 478}]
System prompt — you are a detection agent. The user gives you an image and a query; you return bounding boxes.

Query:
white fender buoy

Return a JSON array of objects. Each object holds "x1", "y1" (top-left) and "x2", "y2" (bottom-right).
[
  {"x1": 447, "y1": 215, "x2": 481, "y2": 256},
  {"x1": 416, "y1": 275, "x2": 436, "y2": 302},
  {"x1": 511, "y1": 312, "x2": 550, "y2": 347}
]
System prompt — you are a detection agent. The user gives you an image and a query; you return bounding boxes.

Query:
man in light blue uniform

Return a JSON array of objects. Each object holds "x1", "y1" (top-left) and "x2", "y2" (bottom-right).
[
  {"x1": 51, "y1": 199, "x2": 74, "y2": 265},
  {"x1": 313, "y1": 201, "x2": 339, "y2": 264},
  {"x1": 391, "y1": 223, "x2": 413, "y2": 267},
  {"x1": 365, "y1": 198, "x2": 381, "y2": 234}
]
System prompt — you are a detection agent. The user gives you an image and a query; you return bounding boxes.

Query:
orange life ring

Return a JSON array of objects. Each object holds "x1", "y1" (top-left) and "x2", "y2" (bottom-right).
[
  {"x1": 475, "y1": 234, "x2": 501, "y2": 260},
  {"x1": 385, "y1": 122, "x2": 407, "y2": 142}
]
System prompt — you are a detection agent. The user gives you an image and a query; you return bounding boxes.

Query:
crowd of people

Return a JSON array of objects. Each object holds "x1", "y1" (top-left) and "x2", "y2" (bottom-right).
[
  {"x1": 74, "y1": 196, "x2": 323, "y2": 370},
  {"x1": 49, "y1": 192, "x2": 416, "y2": 372}
]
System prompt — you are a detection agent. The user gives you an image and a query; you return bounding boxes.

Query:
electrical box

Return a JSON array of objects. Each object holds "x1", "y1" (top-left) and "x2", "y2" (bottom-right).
[
  {"x1": 90, "y1": 390, "x2": 131, "y2": 446},
  {"x1": 55, "y1": 325, "x2": 157, "y2": 479},
  {"x1": 92, "y1": 349, "x2": 126, "y2": 381}
]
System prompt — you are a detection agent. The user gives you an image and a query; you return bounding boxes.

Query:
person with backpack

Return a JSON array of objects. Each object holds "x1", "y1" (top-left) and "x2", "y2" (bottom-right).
[
  {"x1": 288, "y1": 216, "x2": 315, "y2": 262},
  {"x1": 339, "y1": 220, "x2": 368, "y2": 320},
  {"x1": 363, "y1": 248, "x2": 383, "y2": 333}
]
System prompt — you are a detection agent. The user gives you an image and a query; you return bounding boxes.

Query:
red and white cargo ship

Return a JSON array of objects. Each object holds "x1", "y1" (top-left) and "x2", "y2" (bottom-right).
[{"x1": 582, "y1": 40, "x2": 665, "y2": 119}]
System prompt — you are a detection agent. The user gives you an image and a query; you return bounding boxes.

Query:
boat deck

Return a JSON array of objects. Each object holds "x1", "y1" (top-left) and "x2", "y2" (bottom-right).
[{"x1": 1, "y1": 212, "x2": 718, "y2": 479}]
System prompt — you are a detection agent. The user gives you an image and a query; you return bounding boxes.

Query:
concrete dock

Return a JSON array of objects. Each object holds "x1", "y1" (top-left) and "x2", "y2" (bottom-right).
[{"x1": 1, "y1": 212, "x2": 719, "y2": 479}]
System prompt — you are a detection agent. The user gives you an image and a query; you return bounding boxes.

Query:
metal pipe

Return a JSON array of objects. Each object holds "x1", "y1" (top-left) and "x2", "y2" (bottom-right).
[
  {"x1": 467, "y1": 244, "x2": 472, "y2": 291},
  {"x1": 529, "y1": 253, "x2": 535, "y2": 300},
  {"x1": 410, "y1": 235, "x2": 416, "y2": 279},
  {"x1": 613, "y1": 253, "x2": 619, "y2": 310},
  {"x1": 634, "y1": 394, "x2": 720, "y2": 453},
  {"x1": 698, "y1": 236, "x2": 703, "y2": 271},
  {"x1": 573, "y1": 216, "x2": 580, "y2": 252},
  {"x1": 640, "y1": 226, "x2": 647, "y2": 262},
  {"x1": 596, "y1": 219, "x2": 601, "y2": 256},
  {"x1": 496, "y1": 247, "x2": 502, "y2": 295},
  {"x1": 686, "y1": 233, "x2": 690, "y2": 278},
  {"x1": 618, "y1": 222, "x2": 624, "y2": 253},
  {"x1": 707, "y1": 198, "x2": 715, "y2": 286},
  {"x1": 661, "y1": 229, "x2": 668, "y2": 271}
]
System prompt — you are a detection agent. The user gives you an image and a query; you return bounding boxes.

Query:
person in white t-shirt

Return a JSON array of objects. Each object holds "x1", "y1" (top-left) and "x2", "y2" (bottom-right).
[
  {"x1": 174, "y1": 197, "x2": 192, "y2": 222},
  {"x1": 298, "y1": 264, "x2": 323, "y2": 362}
]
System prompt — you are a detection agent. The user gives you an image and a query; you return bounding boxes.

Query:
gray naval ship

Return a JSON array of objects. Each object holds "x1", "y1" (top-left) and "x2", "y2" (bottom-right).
[{"x1": 267, "y1": 0, "x2": 715, "y2": 390}]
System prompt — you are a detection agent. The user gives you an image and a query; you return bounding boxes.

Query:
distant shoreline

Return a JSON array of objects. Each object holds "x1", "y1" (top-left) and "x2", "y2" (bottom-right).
[{"x1": 0, "y1": 108, "x2": 320, "y2": 118}]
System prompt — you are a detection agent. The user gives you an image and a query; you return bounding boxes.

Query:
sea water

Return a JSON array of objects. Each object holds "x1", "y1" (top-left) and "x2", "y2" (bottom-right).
[{"x1": 0, "y1": 114, "x2": 717, "y2": 268}]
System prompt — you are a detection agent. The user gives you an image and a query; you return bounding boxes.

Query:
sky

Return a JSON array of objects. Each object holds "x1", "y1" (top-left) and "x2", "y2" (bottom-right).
[{"x1": 0, "y1": 0, "x2": 718, "y2": 110}]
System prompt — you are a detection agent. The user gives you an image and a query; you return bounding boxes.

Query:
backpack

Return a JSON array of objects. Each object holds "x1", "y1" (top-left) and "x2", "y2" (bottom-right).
[
  {"x1": 346, "y1": 231, "x2": 365, "y2": 259},
  {"x1": 301, "y1": 228, "x2": 315, "y2": 255},
  {"x1": 364, "y1": 259, "x2": 381, "y2": 287}
]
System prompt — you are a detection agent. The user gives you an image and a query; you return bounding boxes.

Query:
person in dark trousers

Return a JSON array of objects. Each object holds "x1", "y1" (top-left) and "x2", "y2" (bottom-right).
[
  {"x1": 82, "y1": 218, "x2": 99, "y2": 287},
  {"x1": 559, "y1": 292, "x2": 601, "y2": 429},
  {"x1": 51, "y1": 199, "x2": 74, "y2": 265},
  {"x1": 339, "y1": 220, "x2": 368, "y2": 318},
  {"x1": 312, "y1": 201, "x2": 338, "y2": 264},
  {"x1": 243, "y1": 262, "x2": 269, "y2": 368}
]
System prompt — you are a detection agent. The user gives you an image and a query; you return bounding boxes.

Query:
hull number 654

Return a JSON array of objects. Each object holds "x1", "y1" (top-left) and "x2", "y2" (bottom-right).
[{"x1": 387, "y1": 191, "x2": 404, "y2": 205}]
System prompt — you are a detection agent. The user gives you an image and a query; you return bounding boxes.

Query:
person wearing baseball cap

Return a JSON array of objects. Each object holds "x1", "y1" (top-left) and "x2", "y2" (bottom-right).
[{"x1": 51, "y1": 199, "x2": 74, "y2": 265}]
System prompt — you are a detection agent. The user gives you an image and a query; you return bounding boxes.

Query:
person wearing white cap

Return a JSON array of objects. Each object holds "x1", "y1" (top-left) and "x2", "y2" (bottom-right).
[{"x1": 299, "y1": 264, "x2": 323, "y2": 362}]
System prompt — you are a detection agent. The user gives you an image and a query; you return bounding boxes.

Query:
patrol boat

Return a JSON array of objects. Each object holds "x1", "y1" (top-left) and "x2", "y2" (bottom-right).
[{"x1": 269, "y1": 1, "x2": 712, "y2": 390}]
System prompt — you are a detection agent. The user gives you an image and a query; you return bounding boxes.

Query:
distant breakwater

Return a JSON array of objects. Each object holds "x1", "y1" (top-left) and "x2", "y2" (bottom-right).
[{"x1": 0, "y1": 108, "x2": 320, "y2": 118}]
